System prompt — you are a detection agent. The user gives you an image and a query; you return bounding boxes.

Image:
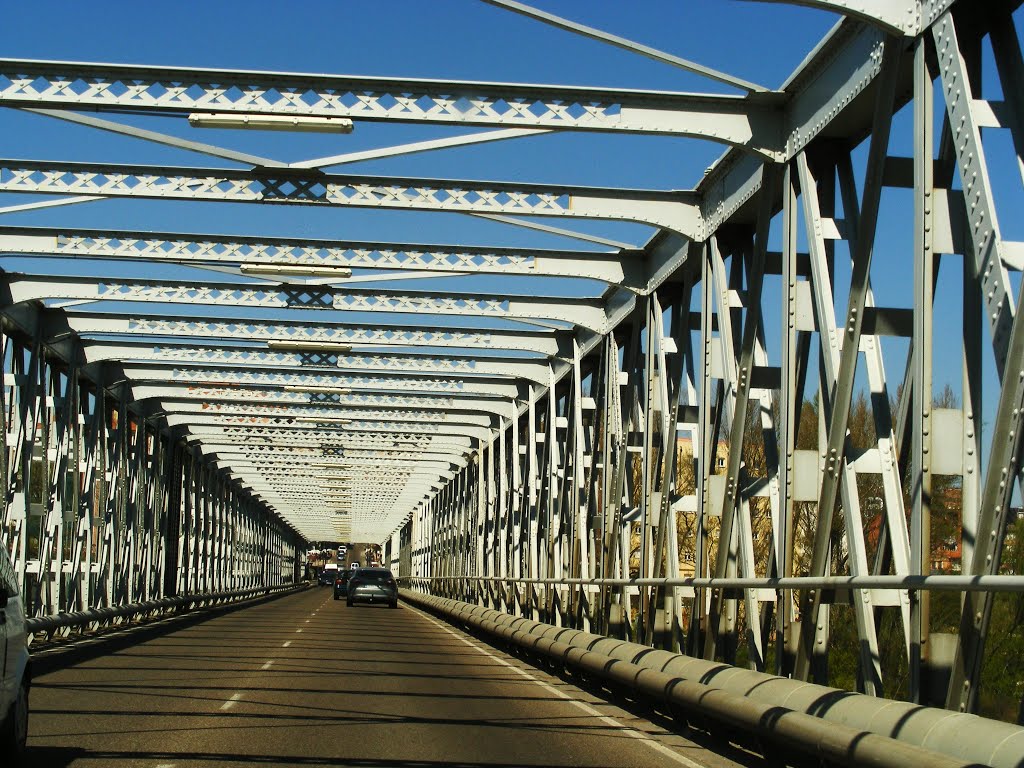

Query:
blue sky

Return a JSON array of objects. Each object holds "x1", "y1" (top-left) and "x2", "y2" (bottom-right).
[
  {"x1": 1, "y1": 1, "x2": 1021, "y2": 441},
  {"x1": 0, "y1": 1, "x2": 837, "y2": 240}
]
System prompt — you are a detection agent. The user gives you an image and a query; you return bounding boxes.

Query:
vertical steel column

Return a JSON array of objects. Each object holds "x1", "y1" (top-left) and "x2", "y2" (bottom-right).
[
  {"x1": 778, "y1": 164, "x2": 800, "y2": 676},
  {"x1": 795, "y1": 37, "x2": 900, "y2": 692},
  {"x1": 569, "y1": 340, "x2": 590, "y2": 629},
  {"x1": 935, "y1": 9, "x2": 1024, "y2": 713},
  {"x1": 689, "y1": 246, "x2": 720, "y2": 656},
  {"x1": 911, "y1": 34, "x2": 936, "y2": 702},
  {"x1": 497, "y1": 415, "x2": 509, "y2": 612},
  {"x1": 526, "y1": 384, "x2": 540, "y2": 619},
  {"x1": 705, "y1": 217, "x2": 772, "y2": 668}
]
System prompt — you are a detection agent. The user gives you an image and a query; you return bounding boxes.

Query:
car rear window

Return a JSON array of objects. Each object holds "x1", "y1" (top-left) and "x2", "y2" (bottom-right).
[{"x1": 356, "y1": 570, "x2": 394, "y2": 583}]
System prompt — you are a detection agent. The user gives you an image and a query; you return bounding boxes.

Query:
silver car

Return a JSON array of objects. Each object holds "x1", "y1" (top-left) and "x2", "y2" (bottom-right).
[
  {"x1": 346, "y1": 567, "x2": 398, "y2": 609},
  {"x1": 0, "y1": 544, "x2": 29, "y2": 763}
]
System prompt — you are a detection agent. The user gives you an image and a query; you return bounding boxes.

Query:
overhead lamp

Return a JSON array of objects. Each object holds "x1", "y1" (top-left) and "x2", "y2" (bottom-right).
[
  {"x1": 240, "y1": 264, "x2": 352, "y2": 278},
  {"x1": 188, "y1": 113, "x2": 355, "y2": 133},
  {"x1": 268, "y1": 341, "x2": 352, "y2": 353},
  {"x1": 295, "y1": 416, "x2": 351, "y2": 424}
]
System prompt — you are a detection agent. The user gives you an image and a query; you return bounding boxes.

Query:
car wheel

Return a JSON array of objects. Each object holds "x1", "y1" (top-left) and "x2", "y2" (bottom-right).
[
  {"x1": 0, "y1": 677, "x2": 29, "y2": 763},
  {"x1": 333, "y1": 594, "x2": 339, "y2": 600},
  {"x1": 389, "y1": 600, "x2": 398, "y2": 609},
  {"x1": 346, "y1": 599, "x2": 354, "y2": 607}
]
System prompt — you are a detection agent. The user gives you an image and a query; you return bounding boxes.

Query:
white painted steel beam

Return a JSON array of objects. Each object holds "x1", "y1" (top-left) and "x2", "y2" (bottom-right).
[
  {"x1": 7, "y1": 275, "x2": 615, "y2": 334},
  {"x1": 0, "y1": 158, "x2": 704, "y2": 236},
  {"x1": 0, "y1": 58, "x2": 784, "y2": 156},
  {"x1": 0, "y1": 225, "x2": 640, "y2": 287}
]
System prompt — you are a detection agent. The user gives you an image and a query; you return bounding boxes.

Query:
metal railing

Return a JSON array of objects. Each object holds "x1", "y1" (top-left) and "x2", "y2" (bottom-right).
[
  {"x1": 402, "y1": 587, "x2": 1024, "y2": 768},
  {"x1": 25, "y1": 582, "x2": 309, "y2": 641},
  {"x1": 411, "y1": 574, "x2": 1024, "y2": 593}
]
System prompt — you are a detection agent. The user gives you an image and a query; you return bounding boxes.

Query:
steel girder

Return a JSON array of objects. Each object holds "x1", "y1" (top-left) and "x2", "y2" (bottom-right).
[
  {"x1": 128, "y1": 385, "x2": 512, "y2": 418},
  {"x1": 0, "y1": 158, "x2": 702, "y2": 236},
  {"x1": 55, "y1": 312, "x2": 570, "y2": 357},
  {"x1": 79, "y1": 341, "x2": 552, "y2": 386},
  {"x1": 118, "y1": 365, "x2": 524, "y2": 399},
  {"x1": 0, "y1": 59, "x2": 784, "y2": 156},
  {"x1": 0, "y1": 326, "x2": 304, "y2": 619},
  {"x1": 6, "y1": 274, "x2": 616, "y2": 333},
  {"x1": 0, "y1": 225, "x2": 645, "y2": 289},
  {"x1": 1, "y1": 0, "x2": 1023, "y2": 723},
  {"x1": 400, "y1": 0, "x2": 1024, "y2": 720}
]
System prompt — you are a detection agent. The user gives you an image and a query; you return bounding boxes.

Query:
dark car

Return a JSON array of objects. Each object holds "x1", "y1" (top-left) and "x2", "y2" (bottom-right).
[
  {"x1": 346, "y1": 568, "x2": 398, "y2": 608},
  {"x1": 333, "y1": 569, "x2": 353, "y2": 600},
  {"x1": 317, "y1": 570, "x2": 335, "y2": 586}
]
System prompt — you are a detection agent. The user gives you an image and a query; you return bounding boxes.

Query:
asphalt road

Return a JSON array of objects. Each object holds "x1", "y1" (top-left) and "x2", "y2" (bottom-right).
[{"x1": 24, "y1": 588, "x2": 756, "y2": 768}]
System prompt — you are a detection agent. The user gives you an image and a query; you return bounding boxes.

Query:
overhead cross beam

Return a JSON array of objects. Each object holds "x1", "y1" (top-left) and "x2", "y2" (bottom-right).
[
  {"x1": 55, "y1": 312, "x2": 571, "y2": 358},
  {"x1": 0, "y1": 158, "x2": 704, "y2": 236},
  {"x1": 0, "y1": 58, "x2": 785, "y2": 156},
  {"x1": 116, "y1": 365, "x2": 525, "y2": 399},
  {"x1": 81, "y1": 340, "x2": 553, "y2": 386},
  {"x1": 129, "y1": 385, "x2": 512, "y2": 417},
  {"x1": 6, "y1": 274, "x2": 618, "y2": 333}
]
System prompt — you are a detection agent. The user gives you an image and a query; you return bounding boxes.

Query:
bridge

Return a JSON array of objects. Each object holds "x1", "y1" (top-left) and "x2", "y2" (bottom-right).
[{"x1": 3, "y1": 1, "x2": 1024, "y2": 765}]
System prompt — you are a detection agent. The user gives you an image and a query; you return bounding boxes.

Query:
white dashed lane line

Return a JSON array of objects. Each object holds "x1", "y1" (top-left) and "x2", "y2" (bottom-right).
[
  {"x1": 261, "y1": 660, "x2": 274, "y2": 670},
  {"x1": 220, "y1": 692, "x2": 243, "y2": 711},
  {"x1": 282, "y1": 641, "x2": 291, "y2": 647},
  {"x1": 407, "y1": 604, "x2": 709, "y2": 768}
]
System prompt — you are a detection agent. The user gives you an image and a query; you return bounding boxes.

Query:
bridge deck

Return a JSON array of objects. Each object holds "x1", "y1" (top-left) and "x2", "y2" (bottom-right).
[{"x1": 26, "y1": 590, "x2": 743, "y2": 768}]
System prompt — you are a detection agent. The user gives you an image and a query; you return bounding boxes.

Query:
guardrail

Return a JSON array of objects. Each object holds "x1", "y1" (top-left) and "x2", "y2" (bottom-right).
[
  {"x1": 26, "y1": 582, "x2": 309, "y2": 641},
  {"x1": 412, "y1": 573, "x2": 1024, "y2": 593},
  {"x1": 401, "y1": 588, "x2": 1024, "y2": 768}
]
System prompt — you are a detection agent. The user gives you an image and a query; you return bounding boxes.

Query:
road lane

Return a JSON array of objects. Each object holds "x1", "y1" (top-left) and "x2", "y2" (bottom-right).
[{"x1": 26, "y1": 588, "x2": 753, "y2": 768}]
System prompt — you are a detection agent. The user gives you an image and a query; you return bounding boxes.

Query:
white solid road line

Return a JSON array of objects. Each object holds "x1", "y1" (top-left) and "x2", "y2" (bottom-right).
[
  {"x1": 220, "y1": 692, "x2": 243, "y2": 711},
  {"x1": 407, "y1": 604, "x2": 709, "y2": 768}
]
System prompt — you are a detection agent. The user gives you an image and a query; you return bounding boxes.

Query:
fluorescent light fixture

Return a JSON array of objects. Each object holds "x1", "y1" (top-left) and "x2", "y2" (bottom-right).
[
  {"x1": 240, "y1": 264, "x2": 352, "y2": 278},
  {"x1": 268, "y1": 341, "x2": 352, "y2": 353},
  {"x1": 188, "y1": 113, "x2": 355, "y2": 133},
  {"x1": 295, "y1": 416, "x2": 351, "y2": 424}
]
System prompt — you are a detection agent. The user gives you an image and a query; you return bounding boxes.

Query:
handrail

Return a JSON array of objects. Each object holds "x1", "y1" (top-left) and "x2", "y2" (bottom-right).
[
  {"x1": 25, "y1": 582, "x2": 308, "y2": 639},
  {"x1": 411, "y1": 573, "x2": 1024, "y2": 593}
]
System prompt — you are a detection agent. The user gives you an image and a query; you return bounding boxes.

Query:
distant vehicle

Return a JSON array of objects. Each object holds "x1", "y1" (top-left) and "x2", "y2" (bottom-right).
[
  {"x1": 346, "y1": 567, "x2": 398, "y2": 609},
  {"x1": 318, "y1": 563, "x2": 339, "y2": 586},
  {"x1": 0, "y1": 542, "x2": 29, "y2": 762},
  {"x1": 333, "y1": 569, "x2": 355, "y2": 600}
]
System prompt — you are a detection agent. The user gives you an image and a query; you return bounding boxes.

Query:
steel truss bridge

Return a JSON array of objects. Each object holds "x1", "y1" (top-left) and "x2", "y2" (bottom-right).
[{"x1": 3, "y1": 1, "x2": 1024, "y2": 761}]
